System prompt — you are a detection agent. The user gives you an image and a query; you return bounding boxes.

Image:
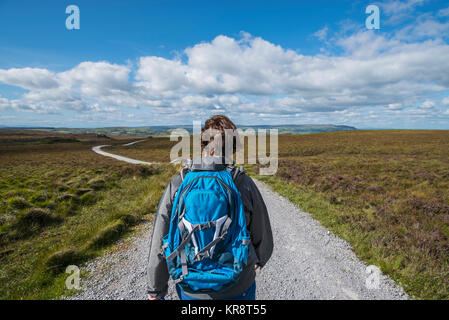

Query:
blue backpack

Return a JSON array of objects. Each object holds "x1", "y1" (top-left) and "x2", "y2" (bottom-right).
[{"x1": 162, "y1": 163, "x2": 251, "y2": 293}]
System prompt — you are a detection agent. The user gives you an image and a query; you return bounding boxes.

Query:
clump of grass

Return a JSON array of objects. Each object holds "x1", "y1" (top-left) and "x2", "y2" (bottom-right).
[
  {"x1": 57, "y1": 193, "x2": 79, "y2": 202},
  {"x1": 29, "y1": 191, "x2": 48, "y2": 203},
  {"x1": 0, "y1": 212, "x2": 15, "y2": 227},
  {"x1": 119, "y1": 165, "x2": 160, "y2": 178},
  {"x1": 4, "y1": 190, "x2": 22, "y2": 198},
  {"x1": 87, "y1": 220, "x2": 127, "y2": 250},
  {"x1": 87, "y1": 177, "x2": 106, "y2": 190},
  {"x1": 79, "y1": 191, "x2": 97, "y2": 205},
  {"x1": 26, "y1": 179, "x2": 41, "y2": 187},
  {"x1": 16, "y1": 208, "x2": 60, "y2": 231},
  {"x1": 143, "y1": 190, "x2": 161, "y2": 214},
  {"x1": 67, "y1": 176, "x2": 88, "y2": 188},
  {"x1": 117, "y1": 213, "x2": 140, "y2": 227},
  {"x1": 55, "y1": 201, "x2": 78, "y2": 216},
  {"x1": 57, "y1": 184, "x2": 69, "y2": 192},
  {"x1": 8, "y1": 196, "x2": 31, "y2": 210},
  {"x1": 75, "y1": 188, "x2": 93, "y2": 196},
  {"x1": 44, "y1": 200, "x2": 57, "y2": 210},
  {"x1": 45, "y1": 248, "x2": 89, "y2": 274}
]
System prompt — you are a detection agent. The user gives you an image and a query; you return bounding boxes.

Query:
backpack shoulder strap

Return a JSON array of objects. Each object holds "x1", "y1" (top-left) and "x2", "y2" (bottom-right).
[
  {"x1": 226, "y1": 164, "x2": 245, "y2": 182},
  {"x1": 180, "y1": 167, "x2": 190, "y2": 182},
  {"x1": 180, "y1": 158, "x2": 244, "y2": 182}
]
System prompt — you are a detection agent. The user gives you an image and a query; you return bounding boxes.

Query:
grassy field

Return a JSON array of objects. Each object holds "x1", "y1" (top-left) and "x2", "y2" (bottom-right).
[
  {"x1": 106, "y1": 137, "x2": 177, "y2": 162},
  {"x1": 251, "y1": 130, "x2": 449, "y2": 299},
  {"x1": 0, "y1": 131, "x2": 177, "y2": 299},
  {"x1": 1, "y1": 129, "x2": 448, "y2": 299}
]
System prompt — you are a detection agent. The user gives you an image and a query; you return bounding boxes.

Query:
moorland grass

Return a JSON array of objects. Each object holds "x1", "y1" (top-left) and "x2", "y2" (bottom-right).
[
  {"x1": 0, "y1": 134, "x2": 178, "y2": 299},
  {"x1": 250, "y1": 130, "x2": 449, "y2": 299}
]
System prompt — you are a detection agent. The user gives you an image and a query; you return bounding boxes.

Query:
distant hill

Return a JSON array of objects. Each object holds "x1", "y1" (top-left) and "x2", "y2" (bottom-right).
[
  {"x1": 0, "y1": 129, "x2": 114, "y2": 145},
  {"x1": 1, "y1": 124, "x2": 357, "y2": 136},
  {"x1": 0, "y1": 126, "x2": 55, "y2": 130},
  {"x1": 240, "y1": 124, "x2": 357, "y2": 134}
]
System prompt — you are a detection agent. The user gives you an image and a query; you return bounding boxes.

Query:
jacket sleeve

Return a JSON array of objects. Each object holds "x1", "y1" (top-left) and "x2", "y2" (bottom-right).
[
  {"x1": 236, "y1": 173, "x2": 274, "y2": 268},
  {"x1": 146, "y1": 174, "x2": 181, "y2": 298}
]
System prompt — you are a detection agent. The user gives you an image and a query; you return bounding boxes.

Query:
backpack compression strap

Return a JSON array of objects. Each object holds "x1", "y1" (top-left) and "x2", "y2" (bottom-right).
[
  {"x1": 166, "y1": 215, "x2": 233, "y2": 275},
  {"x1": 166, "y1": 175, "x2": 236, "y2": 278}
]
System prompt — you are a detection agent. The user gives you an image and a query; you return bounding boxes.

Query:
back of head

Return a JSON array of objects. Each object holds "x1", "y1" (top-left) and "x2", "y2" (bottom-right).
[{"x1": 200, "y1": 115, "x2": 239, "y2": 159}]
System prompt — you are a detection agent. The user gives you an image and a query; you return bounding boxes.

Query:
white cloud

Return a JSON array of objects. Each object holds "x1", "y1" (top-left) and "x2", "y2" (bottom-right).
[
  {"x1": 378, "y1": 0, "x2": 431, "y2": 27},
  {"x1": 381, "y1": 0, "x2": 426, "y2": 15},
  {"x1": 0, "y1": 68, "x2": 58, "y2": 90},
  {"x1": 136, "y1": 57, "x2": 188, "y2": 93},
  {"x1": 313, "y1": 26, "x2": 329, "y2": 41},
  {"x1": 1, "y1": 16, "x2": 449, "y2": 127},
  {"x1": 395, "y1": 16, "x2": 449, "y2": 40},
  {"x1": 134, "y1": 31, "x2": 449, "y2": 108},
  {"x1": 437, "y1": 7, "x2": 449, "y2": 17},
  {"x1": 420, "y1": 100, "x2": 435, "y2": 108},
  {"x1": 386, "y1": 103, "x2": 403, "y2": 110},
  {"x1": 442, "y1": 97, "x2": 449, "y2": 105}
]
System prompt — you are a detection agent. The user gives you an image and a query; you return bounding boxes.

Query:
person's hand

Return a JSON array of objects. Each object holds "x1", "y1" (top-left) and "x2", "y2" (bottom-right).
[
  {"x1": 148, "y1": 294, "x2": 161, "y2": 300},
  {"x1": 255, "y1": 264, "x2": 263, "y2": 273}
]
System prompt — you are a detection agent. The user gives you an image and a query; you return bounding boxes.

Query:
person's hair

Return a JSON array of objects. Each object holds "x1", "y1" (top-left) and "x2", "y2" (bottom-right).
[{"x1": 201, "y1": 115, "x2": 239, "y2": 156}]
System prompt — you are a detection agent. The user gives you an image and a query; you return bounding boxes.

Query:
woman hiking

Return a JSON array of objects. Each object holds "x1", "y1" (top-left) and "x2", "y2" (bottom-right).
[{"x1": 146, "y1": 115, "x2": 273, "y2": 300}]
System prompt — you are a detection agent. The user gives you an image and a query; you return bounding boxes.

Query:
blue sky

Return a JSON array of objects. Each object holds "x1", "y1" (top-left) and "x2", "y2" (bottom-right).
[{"x1": 1, "y1": 0, "x2": 449, "y2": 128}]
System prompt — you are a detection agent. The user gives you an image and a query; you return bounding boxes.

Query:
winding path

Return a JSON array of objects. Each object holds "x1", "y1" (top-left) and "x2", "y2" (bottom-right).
[{"x1": 92, "y1": 143, "x2": 153, "y2": 165}]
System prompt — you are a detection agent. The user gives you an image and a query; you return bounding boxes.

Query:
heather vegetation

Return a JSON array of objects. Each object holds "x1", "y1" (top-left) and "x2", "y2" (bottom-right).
[
  {"x1": 106, "y1": 137, "x2": 177, "y2": 162},
  {"x1": 0, "y1": 131, "x2": 177, "y2": 299},
  {"x1": 251, "y1": 130, "x2": 449, "y2": 299}
]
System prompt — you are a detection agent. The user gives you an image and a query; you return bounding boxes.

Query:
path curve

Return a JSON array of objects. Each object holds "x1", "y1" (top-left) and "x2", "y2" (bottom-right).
[
  {"x1": 92, "y1": 144, "x2": 154, "y2": 165},
  {"x1": 122, "y1": 139, "x2": 148, "y2": 147}
]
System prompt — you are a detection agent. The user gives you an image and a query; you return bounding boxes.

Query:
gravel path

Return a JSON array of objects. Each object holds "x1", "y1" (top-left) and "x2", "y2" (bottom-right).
[
  {"x1": 92, "y1": 145, "x2": 154, "y2": 165},
  {"x1": 70, "y1": 178, "x2": 408, "y2": 300}
]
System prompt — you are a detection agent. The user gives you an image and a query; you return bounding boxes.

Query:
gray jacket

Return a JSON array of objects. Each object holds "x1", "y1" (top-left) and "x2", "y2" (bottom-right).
[{"x1": 146, "y1": 163, "x2": 273, "y2": 299}]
